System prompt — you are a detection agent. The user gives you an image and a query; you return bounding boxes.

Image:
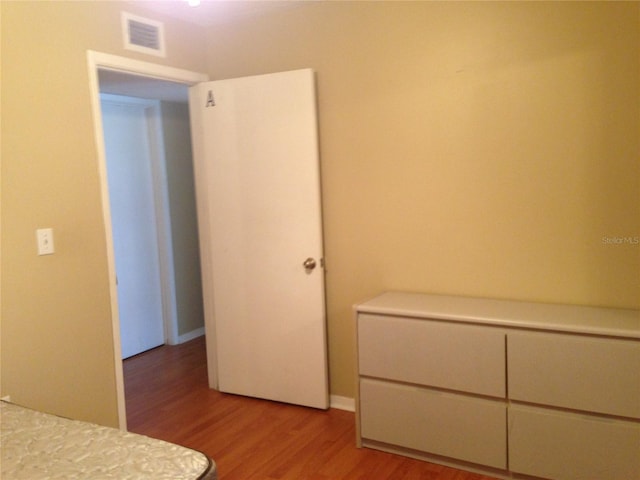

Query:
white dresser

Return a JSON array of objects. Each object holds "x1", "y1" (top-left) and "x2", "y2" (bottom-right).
[{"x1": 355, "y1": 292, "x2": 640, "y2": 480}]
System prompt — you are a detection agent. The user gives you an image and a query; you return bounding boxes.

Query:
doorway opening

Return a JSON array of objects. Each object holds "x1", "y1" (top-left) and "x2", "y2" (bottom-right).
[{"x1": 87, "y1": 51, "x2": 209, "y2": 429}]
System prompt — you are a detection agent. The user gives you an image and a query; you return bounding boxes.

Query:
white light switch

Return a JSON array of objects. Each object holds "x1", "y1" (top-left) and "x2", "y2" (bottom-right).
[{"x1": 36, "y1": 228, "x2": 55, "y2": 255}]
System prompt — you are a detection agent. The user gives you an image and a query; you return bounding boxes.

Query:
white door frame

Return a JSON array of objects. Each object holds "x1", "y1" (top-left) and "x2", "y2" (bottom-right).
[{"x1": 87, "y1": 51, "x2": 208, "y2": 430}]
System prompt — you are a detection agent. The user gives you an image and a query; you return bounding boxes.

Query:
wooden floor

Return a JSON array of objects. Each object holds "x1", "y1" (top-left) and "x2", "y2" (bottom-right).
[{"x1": 123, "y1": 336, "x2": 499, "y2": 480}]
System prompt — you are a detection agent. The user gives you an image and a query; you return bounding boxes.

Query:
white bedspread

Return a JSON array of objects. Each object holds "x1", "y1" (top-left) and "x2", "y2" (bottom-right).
[{"x1": 1, "y1": 401, "x2": 215, "y2": 480}]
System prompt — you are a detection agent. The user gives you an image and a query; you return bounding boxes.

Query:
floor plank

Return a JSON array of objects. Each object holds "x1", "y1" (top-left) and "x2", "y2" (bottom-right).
[{"x1": 123, "y1": 336, "x2": 500, "y2": 480}]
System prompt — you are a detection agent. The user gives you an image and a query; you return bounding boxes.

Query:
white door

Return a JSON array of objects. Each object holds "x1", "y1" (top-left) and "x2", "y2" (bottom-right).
[
  {"x1": 189, "y1": 69, "x2": 328, "y2": 409},
  {"x1": 101, "y1": 96, "x2": 165, "y2": 359}
]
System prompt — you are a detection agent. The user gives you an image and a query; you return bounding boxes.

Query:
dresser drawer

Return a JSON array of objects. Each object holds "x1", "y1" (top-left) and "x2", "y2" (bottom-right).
[
  {"x1": 508, "y1": 331, "x2": 640, "y2": 418},
  {"x1": 358, "y1": 314, "x2": 505, "y2": 397},
  {"x1": 509, "y1": 404, "x2": 640, "y2": 480},
  {"x1": 360, "y1": 378, "x2": 507, "y2": 469}
]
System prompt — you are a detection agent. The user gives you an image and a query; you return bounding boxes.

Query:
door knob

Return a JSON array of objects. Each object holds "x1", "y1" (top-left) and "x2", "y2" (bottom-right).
[{"x1": 303, "y1": 257, "x2": 317, "y2": 271}]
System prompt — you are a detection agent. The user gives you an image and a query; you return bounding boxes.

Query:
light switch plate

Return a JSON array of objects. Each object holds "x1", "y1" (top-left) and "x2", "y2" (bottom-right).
[{"x1": 37, "y1": 228, "x2": 55, "y2": 255}]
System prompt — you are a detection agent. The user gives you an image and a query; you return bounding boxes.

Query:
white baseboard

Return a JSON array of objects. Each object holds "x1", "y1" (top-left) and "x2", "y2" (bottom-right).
[
  {"x1": 177, "y1": 327, "x2": 205, "y2": 344},
  {"x1": 330, "y1": 395, "x2": 355, "y2": 412}
]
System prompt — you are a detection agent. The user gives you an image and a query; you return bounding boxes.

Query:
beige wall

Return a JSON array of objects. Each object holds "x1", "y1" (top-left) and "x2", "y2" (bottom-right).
[
  {"x1": 0, "y1": 1, "x2": 206, "y2": 427},
  {"x1": 160, "y1": 101, "x2": 204, "y2": 337},
  {"x1": 203, "y1": 1, "x2": 639, "y2": 397},
  {"x1": 1, "y1": 0, "x2": 638, "y2": 424}
]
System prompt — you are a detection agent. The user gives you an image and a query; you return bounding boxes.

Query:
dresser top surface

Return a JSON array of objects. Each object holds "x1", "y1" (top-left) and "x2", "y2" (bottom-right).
[{"x1": 356, "y1": 292, "x2": 640, "y2": 339}]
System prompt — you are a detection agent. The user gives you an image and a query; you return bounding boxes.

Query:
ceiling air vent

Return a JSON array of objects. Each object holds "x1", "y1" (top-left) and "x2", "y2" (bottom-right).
[{"x1": 122, "y1": 12, "x2": 166, "y2": 57}]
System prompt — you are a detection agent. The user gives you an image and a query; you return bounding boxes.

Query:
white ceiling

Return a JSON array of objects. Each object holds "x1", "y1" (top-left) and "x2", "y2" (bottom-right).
[{"x1": 98, "y1": 69, "x2": 190, "y2": 103}]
